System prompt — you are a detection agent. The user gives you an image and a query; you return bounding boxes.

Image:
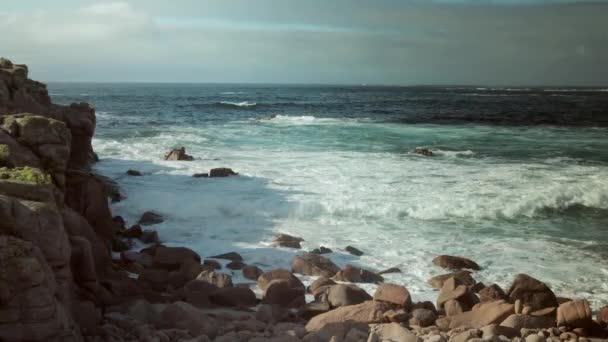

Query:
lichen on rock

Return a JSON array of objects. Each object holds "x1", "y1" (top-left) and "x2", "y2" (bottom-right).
[{"x1": 0, "y1": 166, "x2": 52, "y2": 184}]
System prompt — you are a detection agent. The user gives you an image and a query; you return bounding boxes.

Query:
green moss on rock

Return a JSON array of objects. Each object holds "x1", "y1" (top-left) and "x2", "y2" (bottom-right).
[
  {"x1": 0, "y1": 144, "x2": 8, "y2": 159},
  {"x1": 0, "y1": 166, "x2": 51, "y2": 184}
]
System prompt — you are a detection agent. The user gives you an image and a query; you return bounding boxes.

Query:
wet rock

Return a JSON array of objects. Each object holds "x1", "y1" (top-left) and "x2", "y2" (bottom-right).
[
  {"x1": 409, "y1": 308, "x2": 437, "y2": 327},
  {"x1": 209, "y1": 167, "x2": 238, "y2": 177},
  {"x1": 448, "y1": 300, "x2": 515, "y2": 329},
  {"x1": 557, "y1": 299, "x2": 592, "y2": 328},
  {"x1": 121, "y1": 250, "x2": 153, "y2": 267},
  {"x1": 311, "y1": 246, "x2": 333, "y2": 254},
  {"x1": 203, "y1": 259, "x2": 222, "y2": 270},
  {"x1": 345, "y1": 245, "x2": 364, "y2": 256},
  {"x1": 500, "y1": 314, "x2": 556, "y2": 331},
  {"x1": 332, "y1": 264, "x2": 383, "y2": 283},
  {"x1": 156, "y1": 302, "x2": 217, "y2": 337},
  {"x1": 437, "y1": 277, "x2": 478, "y2": 311},
  {"x1": 379, "y1": 267, "x2": 402, "y2": 275},
  {"x1": 413, "y1": 147, "x2": 433, "y2": 157},
  {"x1": 370, "y1": 323, "x2": 420, "y2": 342},
  {"x1": 597, "y1": 305, "x2": 608, "y2": 327},
  {"x1": 139, "y1": 268, "x2": 169, "y2": 292},
  {"x1": 242, "y1": 265, "x2": 263, "y2": 280},
  {"x1": 140, "y1": 230, "x2": 159, "y2": 243},
  {"x1": 122, "y1": 224, "x2": 143, "y2": 238},
  {"x1": 126, "y1": 169, "x2": 142, "y2": 176},
  {"x1": 325, "y1": 284, "x2": 372, "y2": 308},
  {"x1": 196, "y1": 270, "x2": 233, "y2": 288},
  {"x1": 262, "y1": 279, "x2": 306, "y2": 308},
  {"x1": 309, "y1": 276, "x2": 336, "y2": 296},
  {"x1": 192, "y1": 173, "x2": 208, "y2": 178},
  {"x1": 305, "y1": 300, "x2": 390, "y2": 332},
  {"x1": 257, "y1": 268, "x2": 304, "y2": 292},
  {"x1": 183, "y1": 279, "x2": 218, "y2": 308},
  {"x1": 432, "y1": 255, "x2": 481, "y2": 271},
  {"x1": 479, "y1": 284, "x2": 508, "y2": 303},
  {"x1": 373, "y1": 283, "x2": 413, "y2": 308},
  {"x1": 138, "y1": 211, "x2": 164, "y2": 225},
  {"x1": 169, "y1": 260, "x2": 204, "y2": 289},
  {"x1": 256, "y1": 304, "x2": 290, "y2": 324},
  {"x1": 272, "y1": 233, "x2": 304, "y2": 249},
  {"x1": 164, "y1": 147, "x2": 194, "y2": 161},
  {"x1": 298, "y1": 301, "x2": 331, "y2": 320},
  {"x1": 111, "y1": 236, "x2": 131, "y2": 252},
  {"x1": 507, "y1": 274, "x2": 558, "y2": 311},
  {"x1": 428, "y1": 270, "x2": 476, "y2": 289},
  {"x1": 210, "y1": 287, "x2": 257, "y2": 307},
  {"x1": 292, "y1": 252, "x2": 340, "y2": 278},
  {"x1": 209, "y1": 252, "x2": 243, "y2": 262},
  {"x1": 226, "y1": 260, "x2": 245, "y2": 270},
  {"x1": 153, "y1": 246, "x2": 201, "y2": 270}
]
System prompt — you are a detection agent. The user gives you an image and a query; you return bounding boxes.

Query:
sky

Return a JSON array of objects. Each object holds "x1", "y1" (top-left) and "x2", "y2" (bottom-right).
[{"x1": 1, "y1": 0, "x2": 607, "y2": 85}]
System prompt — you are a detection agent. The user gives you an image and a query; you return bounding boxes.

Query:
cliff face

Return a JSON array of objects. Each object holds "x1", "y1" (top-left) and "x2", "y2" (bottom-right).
[{"x1": 0, "y1": 58, "x2": 120, "y2": 341}]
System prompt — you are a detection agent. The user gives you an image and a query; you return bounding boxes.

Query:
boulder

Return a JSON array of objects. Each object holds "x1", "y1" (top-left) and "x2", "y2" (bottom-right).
[
  {"x1": 196, "y1": 270, "x2": 233, "y2": 288},
  {"x1": 168, "y1": 260, "x2": 204, "y2": 289},
  {"x1": 209, "y1": 287, "x2": 257, "y2": 307},
  {"x1": 311, "y1": 246, "x2": 333, "y2": 254},
  {"x1": 292, "y1": 253, "x2": 340, "y2": 278},
  {"x1": 506, "y1": 274, "x2": 558, "y2": 311},
  {"x1": 448, "y1": 300, "x2": 515, "y2": 329},
  {"x1": 427, "y1": 270, "x2": 475, "y2": 289},
  {"x1": 557, "y1": 299, "x2": 592, "y2": 328},
  {"x1": 332, "y1": 264, "x2": 383, "y2": 283},
  {"x1": 272, "y1": 233, "x2": 304, "y2": 249},
  {"x1": 409, "y1": 308, "x2": 437, "y2": 327},
  {"x1": 445, "y1": 299, "x2": 465, "y2": 316},
  {"x1": 183, "y1": 279, "x2": 218, "y2": 308},
  {"x1": 298, "y1": 301, "x2": 332, "y2": 321},
  {"x1": 479, "y1": 284, "x2": 508, "y2": 303},
  {"x1": 209, "y1": 252, "x2": 243, "y2": 262},
  {"x1": 432, "y1": 255, "x2": 481, "y2": 271},
  {"x1": 437, "y1": 277, "x2": 478, "y2": 311},
  {"x1": 597, "y1": 305, "x2": 608, "y2": 327},
  {"x1": 305, "y1": 300, "x2": 390, "y2": 332},
  {"x1": 309, "y1": 277, "x2": 336, "y2": 296},
  {"x1": 122, "y1": 224, "x2": 143, "y2": 238},
  {"x1": 121, "y1": 251, "x2": 153, "y2": 267},
  {"x1": 209, "y1": 167, "x2": 238, "y2": 177},
  {"x1": 126, "y1": 169, "x2": 142, "y2": 176},
  {"x1": 152, "y1": 246, "x2": 200, "y2": 270},
  {"x1": 226, "y1": 260, "x2": 245, "y2": 270},
  {"x1": 203, "y1": 259, "x2": 222, "y2": 270},
  {"x1": 262, "y1": 279, "x2": 306, "y2": 308},
  {"x1": 500, "y1": 314, "x2": 555, "y2": 330},
  {"x1": 242, "y1": 265, "x2": 263, "y2": 280},
  {"x1": 379, "y1": 267, "x2": 402, "y2": 275},
  {"x1": 140, "y1": 230, "x2": 159, "y2": 244},
  {"x1": 139, "y1": 269, "x2": 169, "y2": 292},
  {"x1": 413, "y1": 147, "x2": 433, "y2": 157},
  {"x1": 373, "y1": 283, "x2": 412, "y2": 308},
  {"x1": 370, "y1": 323, "x2": 421, "y2": 342},
  {"x1": 138, "y1": 211, "x2": 164, "y2": 225},
  {"x1": 164, "y1": 147, "x2": 194, "y2": 161},
  {"x1": 345, "y1": 245, "x2": 364, "y2": 256},
  {"x1": 156, "y1": 302, "x2": 217, "y2": 337},
  {"x1": 192, "y1": 173, "x2": 208, "y2": 178},
  {"x1": 326, "y1": 284, "x2": 372, "y2": 308},
  {"x1": 257, "y1": 268, "x2": 304, "y2": 292}
]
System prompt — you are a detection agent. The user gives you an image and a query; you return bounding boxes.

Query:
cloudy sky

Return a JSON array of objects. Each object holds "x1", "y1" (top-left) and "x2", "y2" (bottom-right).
[{"x1": 1, "y1": 0, "x2": 607, "y2": 85}]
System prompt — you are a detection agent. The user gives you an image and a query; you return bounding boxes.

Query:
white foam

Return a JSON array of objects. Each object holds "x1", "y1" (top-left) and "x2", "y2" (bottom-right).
[{"x1": 219, "y1": 101, "x2": 256, "y2": 108}]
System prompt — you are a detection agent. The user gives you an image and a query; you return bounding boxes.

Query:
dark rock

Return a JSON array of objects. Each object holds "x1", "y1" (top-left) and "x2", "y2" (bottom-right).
[
  {"x1": 209, "y1": 167, "x2": 238, "y2": 177},
  {"x1": 298, "y1": 301, "x2": 331, "y2": 320},
  {"x1": 479, "y1": 284, "x2": 508, "y2": 303},
  {"x1": 139, "y1": 230, "x2": 159, "y2": 244},
  {"x1": 113, "y1": 215, "x2": 126, "y2": 229},
  {"x1": 557, "y1": 299, "x2": 592, "y2": 328},
  {"x1": 138, "y1": 211, "x2": 164, "y2": 226},
  {"x1": 292, "y1": 253, "x2": 340, "y2": 278},
  {"x1": 111, "y1": 237, "x2": 131, "y2": 253},
  {"x1": 184, "y1": 279, "x2": 218, "y2": 308},
  {"x1": 126, "y1": 169, "x2": 142, "y2": 176},
  {"x1": 272, "y1": 233, "x2": 304, "y2": 249},
  {"x1": 262, "y1": 279, "x2": 306, "y2": 308},
  {"x1": 597, "y1": 305, "x2": 608, "y2": 327},
  {"x1": 345, "y1": 245, "x2": 364, "y2": 256},
  {"x1": 209, "y1": 252, "x2": 243, "y2": 262},
  {"x1": 152, "y1": 246, "x2": 201, "y2": 270},
  {"x1": 379, "y1": 267, "x2": 402, "y2": 275},
  {"x1": 226, "y1": 260, "x2": 245, "y2": 270},
  {"x1": 197, "y1": 270, "x2": 233, "y2": 288},
  {"x1": 428, "y1": 270, "x2": 476, "y2": 289},
  {"x1": 210, "y1": 287, "x2": 257, "y2": 307},
  {"x1": 192, "y1": 173, "x2": 208, "y2": 178},
  {"x1": 164, "y1": 147, "x2": 194, "y2": 161},
  {"x1": 203, "y1": 259, "x2": 222, "y2": 270},
  {"x1": 507, "y1": 274, "x2": 558, "y2": 311},
  {"x1": 326, "y1": 284, "x2": 372, "y2": 308},
  {"x1": 309, "y1": 277, "x2": 336, "y2": 296},
  {"x1": 409, "y1": 308, "x2": 437, "y2": 327},
  {"x1": 432, "y1": 255, "x2": 481, "y2": 271},
  {"x1": 242, "y1": 265, "x2": 263, "y2": 280},
  {"x1": 138, "y1": 268, "x2": 169, "y2": 292},
  {"x1": 122, "y1": 224, "x2": 143, "y2": 238},
  {"x1": 332, "y1": 264, "x2": 383, "y2": 284},
  {"x1": 257, "y1": 268, "x2": 304, "y2": 292},
  {"x1": 413, "y1": 147, "x2": 433, "y2": 157},
  {"x1": 311, "y1": 246, "x2": 333, "y2": 254}
]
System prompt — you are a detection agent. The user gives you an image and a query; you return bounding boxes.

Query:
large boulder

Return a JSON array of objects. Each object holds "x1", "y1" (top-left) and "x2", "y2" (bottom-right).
[
  {"x1": 557, "y1": 299, "x2": 592, "y2": 328},
  {"x1": 373, "y1": 283, "x2": 412, "y2": 308},
  {"x1": 164, "y1": 147, "x2": 193, "y2": 161},
  {"x1": 183, "y1": 279, "x2": 218, "y2": 308},
  {"x1": 152, "y1": 246, "x2": 200, "y2": 270},
  {"x1": 479, "y1": 284, "x2": 508, "y2": 303},
  {"x1": 257, "y1": 269, "x2": 304, "y2": 292},
  {"x1": 427, "y1": 270, "x2": 476, "y2": 289},
  {"x1": 292, "y1": 253, "x2": 340, "y2": 278},
  {"x1": 500, "y1": 314, "x2": 556, "y2": 330},
  {"x1": 272, "y1": 233, "x2": 304, "y2": 249},
  {"x1": 209, "y1": 287, "x2": 257, "y2": 307},
  {"x1": 196, "y1": 270, "x2": 233, "y2": 288},
  {"x1": 156, "y1": 302, "x2": 217, "y2": 338},
  {"x1": 326, "y1": 284, "x2": 372, "y2": 308},
  {"x1": 262, "y1": 279, "x2": 306, "y2": 308},
  {"x1": 432, "y1": 255, "x2": 481, "y2": 271},
  {"x1": 436, "y1": 277, "x2": 478, "y2": 311},
  {"x1": 209, "y1": 168, "x2": 238, "y2": 177},
  {"x1": 447, "y1": 300, "x2": 515, "y2": 329},
  {"x1": 506, "y1": 274, "x2": 558, "y2": 311},
  {"x1": 331, "y1": 264, "x2": 384, "y2": 284},
  {"x1": 305, "y1": 300, "x2": 390, "y2": 332}
]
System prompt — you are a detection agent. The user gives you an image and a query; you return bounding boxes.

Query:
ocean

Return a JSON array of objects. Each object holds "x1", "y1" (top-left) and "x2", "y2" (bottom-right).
[{"x1": 48, "y1": 83, "x2": 608, "y2": 307}]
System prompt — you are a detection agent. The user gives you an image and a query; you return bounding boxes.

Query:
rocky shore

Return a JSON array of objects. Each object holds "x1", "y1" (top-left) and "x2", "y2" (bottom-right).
[{"x1": 1, "y1": 58, "x2": 608, "y2": 342}]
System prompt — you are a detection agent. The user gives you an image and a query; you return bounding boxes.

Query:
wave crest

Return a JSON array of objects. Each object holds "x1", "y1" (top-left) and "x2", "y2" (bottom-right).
[{"x1": 217, "y1": 101, "x2": 257, "y2": 108}]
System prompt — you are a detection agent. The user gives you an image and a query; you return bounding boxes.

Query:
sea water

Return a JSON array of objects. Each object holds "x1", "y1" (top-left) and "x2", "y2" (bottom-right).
[{"x1": 49, "y1": 83, "x2": 608, "y2": 307}]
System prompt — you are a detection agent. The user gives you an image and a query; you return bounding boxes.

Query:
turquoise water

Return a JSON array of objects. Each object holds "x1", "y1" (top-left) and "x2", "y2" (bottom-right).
[{"x1": 50, "y1": 83, "x2": 608, "y2": 306}]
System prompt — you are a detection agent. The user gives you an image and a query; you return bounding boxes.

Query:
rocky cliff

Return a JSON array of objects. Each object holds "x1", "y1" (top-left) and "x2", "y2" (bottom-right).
[{"x1": 0, "y1": 58, "x2": 122, "y2": 341}]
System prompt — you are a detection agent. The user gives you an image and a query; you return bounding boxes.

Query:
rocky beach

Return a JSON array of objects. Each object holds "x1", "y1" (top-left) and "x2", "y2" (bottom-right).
[{"x1": 1, "y1": 59, "x2": 608, "y2": 342}]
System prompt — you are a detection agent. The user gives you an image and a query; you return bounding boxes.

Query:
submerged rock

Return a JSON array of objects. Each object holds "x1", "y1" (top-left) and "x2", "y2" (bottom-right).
[
  {"x1": 432, "y1": 255, "x2": 481, "y2": 271},
  {"x1": 413, "y1": 147, "x2": 434, "y2": 157},
  {"x1": 126, "y1": 169, "x2": 142, "y2": 176},
  {"x1": 209, "y1": 167, "x2": 238, "y2": 177},
  {"x1": 332, "y1": 264, "x2": 383, "y2": 284},
  {"x1": 272, "y1": 233, "x2": 304, "y2": 249},
  {"x1": 292, "y1": 253, "x2": 340, "y2": 278},
  {"x1": 164, "y1": 147, "x2": 194, "y2": 161},
  {"x1": 138, "y1": 211, "x2": 164, "y2": 226},
  {"x1": 311, "y1": 246, "x2": 333, "y2": 254},
  {"x1": 192, "y1": 173, "x2": 208, "y2": 178},
  {"x1": 345, "y1": 245, "x2": 364, "y2": 256}
]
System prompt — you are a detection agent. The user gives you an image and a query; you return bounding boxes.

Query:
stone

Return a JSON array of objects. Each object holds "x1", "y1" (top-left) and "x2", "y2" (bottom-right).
[
  {"x1": 506, "y1": 274, "x2": 558, "y2": 311},
  {"x1": 226, "y1": 260, "x2": 245, "y2": 270},
  {"x1": 432, "y1": 255, "x2": 481, "y2": 271},
  {"x1": 203, "y1": 259, "x2": 222, "y2": 270},
  {"x1": 272, "y1": 233, "x2": 304, "y2": 249},
  {"x1": 209, "y1": 167, "x2": 238, "y2": 177},
  {"x1": 138, "y1": 211, "x2": 164, "y2": 225},
  {"x1": 111, "y1": 236, "x2": 130, "y2": 252},
  {"x1": 373, "y1": 283, "x2": 412, "y2": 308},
  {"x1": 379, "y1": 267, "x2": 402, "y2": 275},
  {"x1": 326, "y1": 284, "x2": 372, "y2": 308},
  {"x1": 196, "y1": 270, "x2": 233, "y2": 288},
  {"x1": 445, "y1": 299, "x2": 465, "y2": 316},
  {"x1": 292, "y1": 253, "x2": 340, "y2": 278},
  {"x1": 345, "y1": 245, "x2": 364, "y2": 256},
  {"x1": 126, "y1": 169, "x2": 142, "y2": 176},
  {"x1": 193, "y1": 173, "x2": 208, "y2": 178},
  {"x1": 437, "y1": 277, "x2": 477, "y2": 310},
  {"x1": 311, "y1": 246, "x2": 333, "y2": 254},
  {"x1": 242, "y1": 265, "x2": 263, "y2": 280},
  {"x1": 121, "y1": 251, "x2": 153, "y2": 267},
  {"x1": 257, "y1": 268, "x2": 304, "y2": 292},
  {"x1": 448, "y1": 300, "x2": 515, "y2": 329},
  {"x1": 140, "y1": 230, "x2": 159, "y2": 244},
  {"x1": 557, "y1": 299, "x2": 592, "y2": 328},
  {"x1": 479, "y1": 284, "x2": 508, "y2": 303},
  {"x1": 139, "y1": 268, "x2": 169, "y2": 291},
  {"x1": 298, "y1": 301, "x2": 332, "y2": 320},
  {"x1": 310, "y1": 277, "x2": 337, "y2": 296},
  {"x1": 370, "y1": 323, "x2": 421, "y2": 342},
  {"x1": 597, "y1": 305, "x2": 608, "y2": 327},
  {"x1": 210, "y1": 287, "x2": 257, "y2": 307},
  {"x1": 480, "y1": 324, "x2": 518, "y2": 339},
  {"x1": 450, "y1": 329, "x2": 481, "y2": 342},
  {"x1": 156, "y1": 302, "x2": 217, "y2": 338},
  {"x1": 183, "y1": 279, "x2": 218, "y2": 308},
  {"x1": 262, "y1": 279, "x2": 306, "y2": 308},
  {"x1": 332, "y1": 264, "x2": 384, "y2": 284},
  {"x1": 305, "y1": 300, "x2": 390, "y2": 331},
  {"x1": 256, "y1": 304, "x2": 289, "y2": 323},
  {"x1": 209, "y1": 251, "x2": 243, "y2": 262},
  {"x1": 428, "y1": 271, "x2": 476, "y2": 290},
  {"x1": 500, "y1": 314, "x2": 556, "y2": 331},
  {"x1": 413, "y1": 147, "x2": 433, "y2": 157},
  {"x1": 164, "y1": 147, "x2": 194, "y2": 161},
  {"x1": 153, "y1": 246, "x2": 201, "y2": 270},
  {"x1": 169, "y1": 260, "x2": 204, "y2": 289},
  {"x1": 409, "y1": 308, "x2": 437, "y2": 327},
  {"x1": 122, "y1": 224, "x2": 143, "y2": 238}
]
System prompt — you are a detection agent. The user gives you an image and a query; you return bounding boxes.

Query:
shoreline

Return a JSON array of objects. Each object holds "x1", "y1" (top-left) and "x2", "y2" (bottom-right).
[{"x1": 1, "y1": 58, "x2": 608, "y2": 341}]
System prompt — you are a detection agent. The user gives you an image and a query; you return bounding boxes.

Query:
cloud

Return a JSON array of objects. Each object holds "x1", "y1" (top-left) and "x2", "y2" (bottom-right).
[{"x1": 1, "y1": 0, "x2": 607, "y2": 85}]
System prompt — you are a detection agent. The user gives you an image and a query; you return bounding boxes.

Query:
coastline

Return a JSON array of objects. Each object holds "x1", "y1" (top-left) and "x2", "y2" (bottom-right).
[{"x1": 1, "y1": 59, "x2": 608, "y2": 341}]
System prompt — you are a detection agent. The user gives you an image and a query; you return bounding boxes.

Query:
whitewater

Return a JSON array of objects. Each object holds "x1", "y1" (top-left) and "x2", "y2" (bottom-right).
[{"x1": 49, "y1": 83, "x2": 608, "y2": 308}]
